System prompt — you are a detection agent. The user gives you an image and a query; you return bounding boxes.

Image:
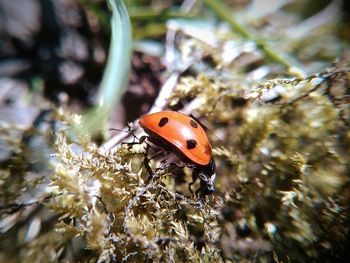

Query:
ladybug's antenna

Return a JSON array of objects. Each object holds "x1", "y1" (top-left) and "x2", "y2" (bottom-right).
[{"x1": 109, "y1": 123, "x2": 139, "y2": 141}]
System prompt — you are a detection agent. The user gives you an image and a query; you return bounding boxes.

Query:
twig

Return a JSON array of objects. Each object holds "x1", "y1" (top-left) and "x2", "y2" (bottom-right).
[
  {"x1": 122, "y1": 180, "x2": 155, "y2": 231},
  {"x1": 274, "y1": 66, "x2": 350, "y2": 107},
  {"x1": 282, "y1": 79, "x2": 325, "y2": 106}
]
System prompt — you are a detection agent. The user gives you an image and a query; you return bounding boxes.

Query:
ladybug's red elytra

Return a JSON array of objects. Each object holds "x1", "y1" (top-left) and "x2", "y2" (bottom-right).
[{"x1": 139, "y1": 111, "x2": 216, "y2": 195}]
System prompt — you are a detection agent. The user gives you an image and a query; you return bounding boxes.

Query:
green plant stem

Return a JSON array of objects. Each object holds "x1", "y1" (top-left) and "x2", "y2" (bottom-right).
[
  {"x1": 129, "y1": 7, "x2": 196, "y2": 20},
  {"x1": 204, "y1": 0, "x2": 301, "y2": 70},
  {"x1": 77, "y1": 0, "x2": 132, "y2": 136}
]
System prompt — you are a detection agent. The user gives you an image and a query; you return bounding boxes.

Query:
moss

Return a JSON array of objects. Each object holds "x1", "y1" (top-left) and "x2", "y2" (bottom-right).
[{"x1": 33, "y1": 64, "x2": 348, "y2": 262}]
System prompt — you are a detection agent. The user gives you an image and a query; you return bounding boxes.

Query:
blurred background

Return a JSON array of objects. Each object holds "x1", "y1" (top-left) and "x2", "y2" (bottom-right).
[{"x1": 1, "y1": 0, "x2": 348, "y2": 125}]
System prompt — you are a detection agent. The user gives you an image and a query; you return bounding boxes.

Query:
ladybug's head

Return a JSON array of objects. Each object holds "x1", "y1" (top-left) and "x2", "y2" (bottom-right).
[{"x1": 195, "y1": 158, "x2": 216, "y2": 196}]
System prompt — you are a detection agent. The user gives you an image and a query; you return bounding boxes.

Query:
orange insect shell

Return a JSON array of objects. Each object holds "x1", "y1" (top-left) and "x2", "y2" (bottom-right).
[{"x1": 139, "y1": 111, "x2": 213, "y2": 166}]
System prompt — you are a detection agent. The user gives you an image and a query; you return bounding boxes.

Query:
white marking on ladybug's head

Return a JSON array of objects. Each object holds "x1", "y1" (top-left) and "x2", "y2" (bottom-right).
[
  {"x1": 210, "y1": 173, "x2": 216, "y2": 184},
  {"x1": 197, "y1": 170, "x2": 216, "y2": 195},
  {"x1": 205, "y1": 173, "x2": 216, "y2": 193}
]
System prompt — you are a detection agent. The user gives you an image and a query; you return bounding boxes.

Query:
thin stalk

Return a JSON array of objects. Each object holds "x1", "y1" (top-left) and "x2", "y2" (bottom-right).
[
  {"x1": 129, "y1": 7, "x2": 196, "y2": 20},
  {"x1": 204, "y1": 0, "x2": 303, "y2": 70}
]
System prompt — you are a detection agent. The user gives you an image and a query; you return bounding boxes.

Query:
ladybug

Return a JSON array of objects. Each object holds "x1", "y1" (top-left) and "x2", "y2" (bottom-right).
[{"x1": 139, "y1": 111, "x2": 216, "y2": 196}]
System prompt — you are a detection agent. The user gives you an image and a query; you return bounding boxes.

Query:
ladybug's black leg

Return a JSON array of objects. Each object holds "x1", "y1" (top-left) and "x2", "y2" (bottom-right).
[
  {"x1": 127, "y1": 122, "x2": 138, "y2": 143},
  {"x1": 195, "y1": 183, "x2": 207, "y2": 198},
  {"x1": 195, "y1": 176, "x2": 215, "y2": 198},
  {"x1": 149, "y1": 150, "x2": 171, "y2": 162},
  {"x1": 189, "y1": 169, "x2": 199, "y2": 196},
  {"x1": 155, "y1": 161, "x2": 185, "y2": 173},
  {"x1": 121, "y1": 135, "x2": 147, "y2": 149},
  {"x1": 144, "y1": 151, "x2": 156, "y2": 183}
]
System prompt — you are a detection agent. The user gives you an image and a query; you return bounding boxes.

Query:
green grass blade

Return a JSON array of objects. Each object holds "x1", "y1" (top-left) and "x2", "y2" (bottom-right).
[{"x1": 77, "y1": 0, "x2": 132, "y2": 136}]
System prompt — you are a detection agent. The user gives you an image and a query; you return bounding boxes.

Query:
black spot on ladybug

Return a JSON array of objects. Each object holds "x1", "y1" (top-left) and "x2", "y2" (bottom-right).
[
  {"x1": 186, "y1": 139, "x2": 197, "y2": 149},
  {"x1": 158, "y1": 117, "x2": 169, "y2": 127},
  {"x1": 190, "y1": 120, "x2": 198, "y2": 128}
]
